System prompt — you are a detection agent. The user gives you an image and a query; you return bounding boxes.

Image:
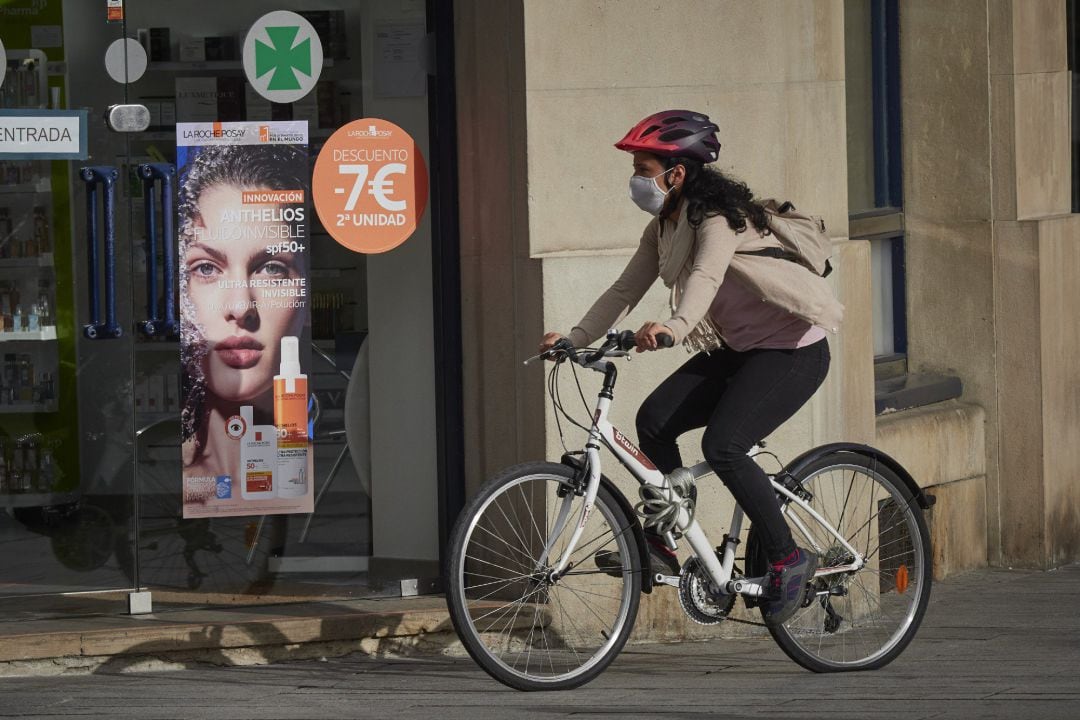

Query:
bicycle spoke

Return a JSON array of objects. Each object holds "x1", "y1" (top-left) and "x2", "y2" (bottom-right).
[
  {"x1": 517, "y1": 481, "x2": 548, "y2": 552},
  {"x1": 564, "y1": 523, "x2": 619, "y2": 562},
  {"x1": 494, "y1": 577, "x2": 542, "y2": 660},
  {"x1": 835, "y1": 468, "x2": 856, "y2": 531},
  {"x1": 567, "y1": 522, "x2": 635, "y2": 566},
  {"x1": 559, "y1": 581, "x2": 621, "y2": 630},
  {"x1": 480, "y1": 591, "x2": 530, "y2": 637},
  {"x1": 468, "y1": 528, "x2": 536, "y2": 573},
  {"x1": 553, "y1": 584, "x2": 624, "y2": 603},
  {"x1": 561, "y1": 569, "x2": 633, "y2": 577},
  {"x1": 492, "y1": 494, "x2": 538, "y2": 565},
  {"x1": 551, "y1": 587, "x2": 584, "y2": 669},
  {"x1": 474, "y1": 512, "x2": 534, "y2": 566},
  {"x1": 470, "y1": 585, "x2": 545, "y2": 625},
  {"x1": 469, "y1": 576, "x2": 533, "y2": 606},
  {"x1": 466, "y1": 553, "x2": 535, "y2": 580}
]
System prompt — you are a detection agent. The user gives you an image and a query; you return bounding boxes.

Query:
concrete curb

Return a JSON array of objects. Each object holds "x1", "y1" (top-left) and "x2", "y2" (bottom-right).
[{"x1": 0, "y1": 597, "x2": 467, "y2": 677}]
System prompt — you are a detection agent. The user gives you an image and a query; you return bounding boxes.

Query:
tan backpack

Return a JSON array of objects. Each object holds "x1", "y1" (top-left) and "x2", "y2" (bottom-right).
[{"x1": 737, "y1": 199, "x2": 833, "y2": 277}]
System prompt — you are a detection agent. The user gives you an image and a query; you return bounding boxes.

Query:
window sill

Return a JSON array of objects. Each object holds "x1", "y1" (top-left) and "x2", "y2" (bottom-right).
[{"x1": 875, "y1": 372, "x2": 963, "y2": 416}]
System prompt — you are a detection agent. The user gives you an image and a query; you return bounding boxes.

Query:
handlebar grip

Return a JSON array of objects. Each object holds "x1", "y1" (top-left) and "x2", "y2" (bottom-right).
[{"x1": 617, "y1": 329, "x2": 675, "y2": 350}]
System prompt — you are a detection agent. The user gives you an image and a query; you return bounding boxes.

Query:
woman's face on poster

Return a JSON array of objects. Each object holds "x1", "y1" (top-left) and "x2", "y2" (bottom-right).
[{"x1": 184, "y1": 183, "x2": 306, "y2": 402}]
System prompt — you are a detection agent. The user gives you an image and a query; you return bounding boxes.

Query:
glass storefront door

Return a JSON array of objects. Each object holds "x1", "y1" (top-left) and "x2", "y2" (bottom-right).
[
  {"x1": 0, "y1": 0, "x2": 446, "y2": 617},
  {"x1": 0, "y1": 1, "x2": 139, "y2": 615}
]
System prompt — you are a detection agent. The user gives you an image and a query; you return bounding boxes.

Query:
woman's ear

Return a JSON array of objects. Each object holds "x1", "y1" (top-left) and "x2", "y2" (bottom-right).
[{"x1": 669, "y1": 163, "x2": 687, "y2": 190}]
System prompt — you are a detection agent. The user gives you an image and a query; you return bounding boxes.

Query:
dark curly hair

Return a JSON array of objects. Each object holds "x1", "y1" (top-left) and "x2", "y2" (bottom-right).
[
  {"x1": 662, "y1": 156, "x2": 770, "y2": 235},
  {"x1": 178, "y1": 143, "x2": 309, "y2": 228}
]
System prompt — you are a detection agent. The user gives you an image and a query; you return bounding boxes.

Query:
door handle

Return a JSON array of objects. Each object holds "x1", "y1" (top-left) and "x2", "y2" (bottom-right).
[
  {"x1": 80, "y1": 166, "x2": 122, "y2": 340},
  {"x1": 137, "y1": 163, "x2": 178, "y2": 338}
]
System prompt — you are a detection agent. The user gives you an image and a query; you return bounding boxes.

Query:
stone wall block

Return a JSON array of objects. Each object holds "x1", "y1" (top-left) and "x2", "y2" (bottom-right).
[
  {"x1": 521, "y1": 0, "x2": 844, "y2": 91},
  {"x1": 924, "y1": 476, "x2": 989, "y2": 580},
  {"x1": 1037, "y1": 217, "x2": 1080, "y2": 566},
  {"x1": 783, "y1": 81, "x2": 849, "y2": 233},
  {"x1": 990, "y1": 74, "x2": 1018, "y2": 220},
  {"x1": 1014, "y1": 71, "x2": 1071, "y2": 219},
  {"x1": 904, "y1": 218, "x2": 995, "y2": 385},
  {"x1": 812, "y1": 239, "x2": 874, "y2": 446},
  {"x1": 993, "y1": 221, "x2": 1046, "y2": 567},
  {"x1": 875, "y1": 402, "x2": 986, "y2": 489},
  {"x1": 1012, "y1": 0, "x2": 1068, "y2": 74},
  {"x1": 900, "y1": 0, "x2": 992, "y2": 222},
  {"x1": 987, "y1": 0, "x2": 1014, "y2": 76}
]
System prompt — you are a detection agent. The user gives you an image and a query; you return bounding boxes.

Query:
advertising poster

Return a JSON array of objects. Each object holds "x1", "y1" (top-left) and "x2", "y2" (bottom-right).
[
  {"x1": 312, "y1": 117, "x2": 428, "y2": 254},
  {"x1": 177, "y1": 120, "x2": 314, "y2": 519}
]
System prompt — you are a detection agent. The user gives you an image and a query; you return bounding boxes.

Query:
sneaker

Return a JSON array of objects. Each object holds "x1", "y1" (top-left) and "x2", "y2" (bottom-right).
[
  {"x1": 761, "y1": 547, "x2": 819, "y2": 627},
  {"x1": 595, "y1": 533, "x2": 680, "y2": 577}
]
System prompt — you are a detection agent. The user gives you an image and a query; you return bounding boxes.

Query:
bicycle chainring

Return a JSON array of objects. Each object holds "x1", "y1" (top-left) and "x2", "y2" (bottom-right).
[{"x1": 678, "y1": 557, "x2": 736, "y2": 625}]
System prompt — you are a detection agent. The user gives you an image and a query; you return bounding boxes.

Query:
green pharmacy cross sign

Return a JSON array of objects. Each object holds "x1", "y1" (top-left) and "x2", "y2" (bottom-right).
[
  {"x1": 244, "y1": 10, "x2": 324, "y2": 104},
  {"x1": 256, "y1": 26, "x2": 311, "y2": 91}
]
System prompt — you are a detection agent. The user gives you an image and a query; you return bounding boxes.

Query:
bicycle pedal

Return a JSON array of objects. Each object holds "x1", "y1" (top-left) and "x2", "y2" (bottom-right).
[{"x1": 654, "y1": 573, "x2": 680, "y2": 588}]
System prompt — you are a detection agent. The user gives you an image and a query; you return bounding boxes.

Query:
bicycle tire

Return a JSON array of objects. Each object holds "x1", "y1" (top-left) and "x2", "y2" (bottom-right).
[
  {"x1": 445, "y1": 461, "x2": 641, "y2": 691},
  {"x1": 761, "y1": 450, "x2": 932, "y2": 672}
]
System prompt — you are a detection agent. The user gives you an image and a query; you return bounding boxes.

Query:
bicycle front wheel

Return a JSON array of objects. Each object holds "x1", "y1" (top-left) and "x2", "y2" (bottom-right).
[
  {"x1": 445, "y1": 462, "x2": 641, "y2": 691},
  {"x1": 766, "y1": 451, "x2": 932, "y2": 672}
]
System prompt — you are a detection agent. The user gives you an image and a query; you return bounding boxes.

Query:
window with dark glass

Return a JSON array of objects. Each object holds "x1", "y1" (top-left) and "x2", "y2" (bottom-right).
[{"x1": 845, "y1": 0, "x2": 905, "y2": 360}]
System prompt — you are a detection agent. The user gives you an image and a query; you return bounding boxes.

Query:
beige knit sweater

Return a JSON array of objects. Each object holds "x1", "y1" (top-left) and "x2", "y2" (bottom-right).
[{"x1": 567, "y1": 210, "x2": 845, "y2": 348}]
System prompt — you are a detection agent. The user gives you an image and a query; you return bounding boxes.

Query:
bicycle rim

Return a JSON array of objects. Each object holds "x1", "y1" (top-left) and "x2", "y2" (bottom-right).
[
  {"x1": 770, "y1": 456, "x2": 931, "y2": 670},
  {"x1": 450, "y1": 467, "x2": 640, "y2": 689}
]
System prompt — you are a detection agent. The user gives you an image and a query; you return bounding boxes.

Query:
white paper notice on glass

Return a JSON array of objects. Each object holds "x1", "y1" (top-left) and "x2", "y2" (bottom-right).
[{"x1": 374, "y1": 23, "x2": 427, "y2": 98}]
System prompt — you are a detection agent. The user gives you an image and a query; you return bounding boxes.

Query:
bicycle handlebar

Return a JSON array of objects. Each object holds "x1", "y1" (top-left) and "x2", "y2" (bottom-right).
[{"x1": 531, "y1": 329, "x2": 675, "y2": 366}]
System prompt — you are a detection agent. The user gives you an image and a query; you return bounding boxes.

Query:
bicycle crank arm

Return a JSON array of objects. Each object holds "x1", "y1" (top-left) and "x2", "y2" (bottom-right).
[{"x1": 654, "y1": 573, "x2": 680, "y2": 588}]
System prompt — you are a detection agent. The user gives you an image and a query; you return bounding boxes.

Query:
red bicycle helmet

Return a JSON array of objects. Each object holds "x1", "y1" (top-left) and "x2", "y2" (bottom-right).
[{"x1": 615, "y1": 110, "x2": 721, "y2": 163}]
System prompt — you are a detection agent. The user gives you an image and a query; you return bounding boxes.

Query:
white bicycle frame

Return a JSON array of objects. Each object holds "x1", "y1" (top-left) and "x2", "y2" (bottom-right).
[{"x1": 546, "y1": 384, "x2": 866, "y2": 596}]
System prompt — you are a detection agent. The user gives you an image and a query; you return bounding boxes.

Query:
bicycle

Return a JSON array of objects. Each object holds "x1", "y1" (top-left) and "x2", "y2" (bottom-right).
[{"x1": 445, "y1": 329, "x2": 935, "y2": 691}]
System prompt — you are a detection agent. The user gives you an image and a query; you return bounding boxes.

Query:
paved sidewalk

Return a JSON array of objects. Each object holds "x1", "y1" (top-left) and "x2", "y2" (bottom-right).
[{"x1": 0, "y1": 564, "x2": 1078, "y2": 719}]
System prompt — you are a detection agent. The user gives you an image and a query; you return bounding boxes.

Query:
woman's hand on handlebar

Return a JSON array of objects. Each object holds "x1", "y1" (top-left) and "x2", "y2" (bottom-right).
[
  {"x1": 634, "y1": 322, "x2": 674, "y2": 352},
  {"x1": 539, "y1": 332, "x2": 568, "y2": 360}
]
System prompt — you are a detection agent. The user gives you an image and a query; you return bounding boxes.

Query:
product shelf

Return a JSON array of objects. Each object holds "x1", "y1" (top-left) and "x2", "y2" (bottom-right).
[
  {"x1": 0, "y1": 326, "x2": 57, "y2": 342},
  {"x1": 0, "y1": 179, "x2": 51, "y2": 195},
  {"x1": 135, "y1": 128, "x2": 336, "y2": 142},
  {"x1": 0, "y1": 491, "x2": 80, "y2": 509},
  {"x1": 134, "y1": 341, "x2": 180, "y2": 353},
  {"x1": 0, "y1": 254, "x2": 54, "y2": 269},
  {"x1": 0, "y1": 402, "x2": 57, "y2": 414},
  {"x1": 146, "y1": 59, "x2": 334, "y2": 72}
]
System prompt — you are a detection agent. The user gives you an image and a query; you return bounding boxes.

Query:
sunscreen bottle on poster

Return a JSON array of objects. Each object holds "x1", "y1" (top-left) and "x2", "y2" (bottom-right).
[
  {"x1": 274, "y1": 336, "x2": 309, "y2": 498},
  {"x1": 239, "y1": 405, "x2": 277, "y2": 500}
]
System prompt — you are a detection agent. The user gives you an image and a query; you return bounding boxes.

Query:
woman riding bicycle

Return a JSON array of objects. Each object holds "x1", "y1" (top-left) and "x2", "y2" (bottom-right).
[{"x1": 539, "y1": 109, "x2": 844, "y2": 626}]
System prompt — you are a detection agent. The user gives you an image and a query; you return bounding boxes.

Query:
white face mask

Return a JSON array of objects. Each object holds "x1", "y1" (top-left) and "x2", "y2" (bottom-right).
[{"x1": 628, "y1": 168, "x2": 675, "y2": 215}]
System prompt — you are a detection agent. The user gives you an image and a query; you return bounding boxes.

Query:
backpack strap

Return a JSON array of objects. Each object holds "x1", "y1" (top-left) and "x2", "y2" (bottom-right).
[{"x1": 735, "y1": 247, "x2": 833, "y2": 278}]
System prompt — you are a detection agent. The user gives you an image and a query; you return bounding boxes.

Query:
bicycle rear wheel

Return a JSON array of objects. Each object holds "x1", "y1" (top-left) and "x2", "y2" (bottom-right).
[
  {"x1": 764, "y1": 451, "x2": 932, "y2": 671},
  {"x1": 445, "y1": 462, "x2": 641, "y2": 691}
]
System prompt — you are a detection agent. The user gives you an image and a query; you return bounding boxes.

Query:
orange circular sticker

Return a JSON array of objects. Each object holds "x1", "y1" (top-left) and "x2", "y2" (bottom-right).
[{"x1": 312, "y1": 118, "x2": 429, "y2": 254}]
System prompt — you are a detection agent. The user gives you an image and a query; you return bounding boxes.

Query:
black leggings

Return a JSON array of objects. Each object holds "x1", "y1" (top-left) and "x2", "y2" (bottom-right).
[{"x1": 636, "y1": 338, "x2": 830, "y2": 563}]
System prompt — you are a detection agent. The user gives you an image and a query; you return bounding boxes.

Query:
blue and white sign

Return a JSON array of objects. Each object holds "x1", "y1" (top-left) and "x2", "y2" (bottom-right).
[{"x1": 0, "y1": 109, "x2": 88, "y2": 160}]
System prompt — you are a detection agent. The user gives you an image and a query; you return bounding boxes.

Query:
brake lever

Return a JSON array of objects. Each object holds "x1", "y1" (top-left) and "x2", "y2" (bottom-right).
[{"x1": 525, "y1": 339, "x2": 578, "y2": 365}]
